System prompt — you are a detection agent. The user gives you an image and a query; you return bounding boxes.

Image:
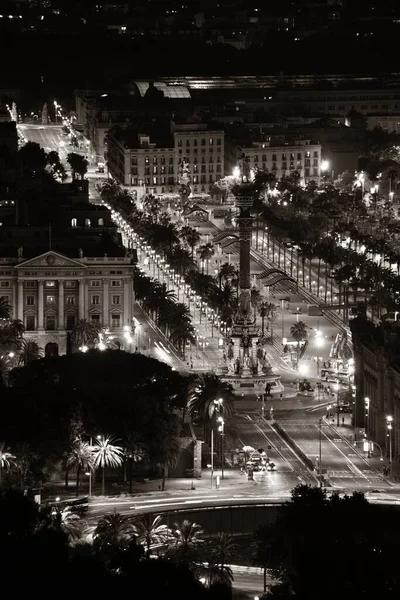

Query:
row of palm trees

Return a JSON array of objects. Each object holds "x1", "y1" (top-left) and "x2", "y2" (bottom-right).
[
  {"x1": 134, "y1": 268, "x2": 195, "y2": 357},
  {"x1": 257, "y1": 171, "x2": 400, "y2": 318},
  {"x1": 91, "y1": 513, "x2": 236, "y2": 586}
]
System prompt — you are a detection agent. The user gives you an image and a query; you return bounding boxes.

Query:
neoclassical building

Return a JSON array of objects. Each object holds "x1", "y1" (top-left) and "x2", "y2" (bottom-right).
[{"x1": 0, "y1": 250, "x2": 135, "y2": 355}]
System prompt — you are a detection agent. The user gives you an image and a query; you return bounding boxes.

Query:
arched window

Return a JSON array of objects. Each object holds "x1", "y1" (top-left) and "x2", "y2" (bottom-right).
[
  {"x1": 85, "y1": 218, "x2": 91, "y2": 227},
  {"x1": 71, "y1": 218, "x2": 77, "y2": 227},
  {"x1": 98, "y1": 218, "x2": 104, "y2": 226}
]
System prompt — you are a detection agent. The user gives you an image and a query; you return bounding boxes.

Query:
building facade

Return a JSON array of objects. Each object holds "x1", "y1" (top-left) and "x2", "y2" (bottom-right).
[
  {"x1": 239, "y1": 139, "x2": 322, "y2": 184},
  {"x1": 352, "y1": 321, "x2": 400, "y2": 472},
  {"x1": 0, "y1": 250, "x2": 134, "y2": 355},
  {"x1": 107, "y1": 126, "x2": 225, "y2": 196}
]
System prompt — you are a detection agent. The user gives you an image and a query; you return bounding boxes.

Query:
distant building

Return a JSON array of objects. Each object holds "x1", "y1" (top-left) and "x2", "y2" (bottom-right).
[
  {"x1": 107, "y1": 123, "x2": 225, "y2": 196},
  {"x1": 238, "y1": 139, "x2": 322, "y2": 184}
]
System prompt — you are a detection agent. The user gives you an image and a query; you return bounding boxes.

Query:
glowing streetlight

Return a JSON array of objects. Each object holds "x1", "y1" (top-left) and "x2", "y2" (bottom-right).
[
  {"x1": 321, "y1": 159, "x2": 330, "y2": 173},
  {"x1": 232, "y1": 166, "x2": 240, "y2": 179},
  {"x1": 316, "y1": 336, "x2": 324, "y2": 377},
  {"x1": 386, "y1": 415, "x2": 393, "y2": 473}
]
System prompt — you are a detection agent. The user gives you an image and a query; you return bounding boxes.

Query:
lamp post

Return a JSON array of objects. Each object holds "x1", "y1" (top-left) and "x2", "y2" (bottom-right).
[
  {"x1": 386, "y1": 415, "x2": 393, "y2": 474},
  {"x1": 316, "y1": 334, "x2": 324, "y2": 377},
  {"x1": 334, "y1": 381, "x2": 340, "y2": 427},
  {"x1": 365, "y1": 397, "x2": 370, "y2": 457},
  {"x1": 218, "y1": 416, "x2": 225, "y2": 480},
  {"x1": 319, "y1": 418, "x2": 323, "y2": 488}
]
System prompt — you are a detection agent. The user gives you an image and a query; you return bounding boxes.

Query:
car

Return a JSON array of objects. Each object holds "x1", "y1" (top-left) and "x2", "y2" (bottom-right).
[{"x1": 266, "y1": 462, "x2": 276, "y2": 472}]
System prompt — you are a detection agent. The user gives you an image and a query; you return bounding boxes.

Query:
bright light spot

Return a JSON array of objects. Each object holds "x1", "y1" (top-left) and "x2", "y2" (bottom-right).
[
  {"x1": 299, "y1": 364, "x2": 308, "y2": 375},
  {"x1": 98, "y1": 342, "x2": 106, "y2": 351},
  {"x1": 321, "y1": 160, "x2": 330, "y2": 172},
  {"x1": 232, "y1": 166, "x2": 240, "y2": 178},
  {"x1": 80, "y1": 345, "x2": 88, "y2": 353}
]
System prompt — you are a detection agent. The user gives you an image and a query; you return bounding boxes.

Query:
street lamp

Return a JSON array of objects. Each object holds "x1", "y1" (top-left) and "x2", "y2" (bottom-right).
[
  {"x1": 218, "y1": 416, "x2": 225, "y2": 480},
  {"x1": 365, "y1": 397, "x2": 370, "y2": 457},
  {"x1": 316, "y1": 335, "x2": 324, "y2": 377},
  {"x1": 210, "y1": 398, "x2": 223, "y2": 488},
  {"x1": 386, "y1": 415, "x2": 393, "y2": 474},
  {"x1": 54, "y1": 100, "x2": 58, "y2": 124},
  {"x1": 334, "y1": 381, "x2": 340, "y2": 427}
]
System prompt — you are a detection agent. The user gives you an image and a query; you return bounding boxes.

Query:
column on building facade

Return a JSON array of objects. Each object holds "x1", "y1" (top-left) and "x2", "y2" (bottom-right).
[
  {"x1": 78, "y1": 279, "x2": 85, "y2": 319},
  {"x1": 17, "y1": 280, "x2": 23, "y2": 321},
  {"x1": 12, "y1": 281, "x2": 17, "y2": 319},
  {"x1": 38, "y1": 280, "x2": 44, "y2": 330},
  {"x1": 123, "y1": 279, "x2": 131, "y2": 326},
  {"x1": 58, "y1": 280, "x2": 64, "y2": 330},
  {"x1": 103, "y1": 279, "x2": 109, "y2": 327}
]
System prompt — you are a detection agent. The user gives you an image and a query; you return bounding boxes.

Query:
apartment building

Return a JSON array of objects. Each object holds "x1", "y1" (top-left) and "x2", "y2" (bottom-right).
[
  {"x1": 239, "y1": 139, "x2": 322, "y2": 184},
  {"x1": 107, "y1": 124, "x2": 225, "y2": 196},
  {"x1": 0, "y1": 250, "x2": 134, "y2": 355}
]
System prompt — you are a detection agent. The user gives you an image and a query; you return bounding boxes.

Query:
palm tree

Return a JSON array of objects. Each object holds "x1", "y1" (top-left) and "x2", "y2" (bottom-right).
[
  {"x1": 208, "y1": 532, "x2": 238, "y2": 569},
  {"x1": 290, "y1": 321, "x2": 309, "y2": 369},
  {"x1": 18, "y1": 339, "x2": 42, "y2": 366},
  {"x1": 169, "y1": 320, "x2": 195, "y2": 359},
  {"x1": 15, "y1": 443, "x2": 37, "y2": 491},
  {"x1": 92, "y1": 435, "x2": 124, "y2": 496},
  {"x1": 258, "y1": 301, "x2": 269, "y2": 336},
  {"x1": 71, "y1": 319, "x2": 99, "y2": 348},
  {"x1": 132, "y1": 514, "x2": 171, "y2": 557},
  {"x1": 64, "y1": 438, "x2": 95, "y2": 497},
  {"x1": 266, "y1": 303, "x2": 279, "y2": 340},
  {"x1": 124, "y1": 432, "x2": 147, "y2": 494},
  {"x1": 166, "y1": 519, "x2": 205, "y2": 563},
  {"x1": 153, "y1": 429, "x2": 181, "y2": 491},
  {"x1": 0, "y1": 442, "x2": 15, "y2": 485},
  {"x1": 198, "y1": 561, "x2": 234, "y2": 589},
  {"x1": 218, "y1": 262, "x2": 237, "y2": 287},
  {"x1": 198, "y1": 242, "x2": 215, "y2": 274},
  {"x1": 250, "y1": 287, "x2": 263, "y2": 320},
  {"x1": 94, "y1": 513, "x2": 133, "y2": 551},
  {"x1": 187, "y1": 373, "x2": 235, "y2": 425},
  {"x1": 0, "y1": 297, "x2": 12, "y2": 321},
  {"x1": 182, "y1": 227, "x2": 201, "y2": 258},
  {"x1": 51, "y1": 507, "x2": 82, "y2": 542}
]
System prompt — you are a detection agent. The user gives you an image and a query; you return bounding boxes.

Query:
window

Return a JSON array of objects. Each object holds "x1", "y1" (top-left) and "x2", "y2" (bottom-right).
[
  {"x1": 112, "y1": 294, "x2": 120, "y2": 305},
  {"x1": 161, "y1": 157, "x2": 165, "y2": 165},
  {"x1": 46, "y1": 295, "x2": 55, "y2": 305},
  {"x1": 217, "y1": 138, "x2": 221, "y2": 145},
  {"x1": 131, "y1": 157, "x2": 137, "y2": 166},
  {"x1": 71, "y1": 218, "x2": 77, "y2": 227},
  {"x1": 98, "y1": 218, "x2": 104, "y2": 226},
  {"x1": 26, "y1": 295, "x2": 35, "y2": 306},
  {"x1": 46, "y1": 281, "x2": 55, "y2": 287},
  {"x1": 201, "y1": 139, "x2": 206, "y2": 146},
  {"x1": 153, "y1": 156, "x2": 157, "y2": 164},
  {"x1": 186, "y1": 139, "x2": 190, "y2": 146},
  {"x1": 153, "y1": 166, "x2": 157, "y2": 174},
  {"x1": 66, "y1": 314, "x2": 76, "y2": 330},
  {"x1": 145, "y1": 157, "x2": 149, "y2": 165},
  {"x1": 0, "y1": 295, "x2": 9, "y2": 303},
  {"x1": 46, "y1": 316, "x2": 56, "y2": 331},
  {"x1": 262, "y1": 154, "x2": 266, "y2": 161},
  {"x1": 290, "y1": 153, "x2": 295, "y2": 160},
  {"x1": 85, "y1": 218, "x2": 91, "y2": 227},
  {"x1": 25, "y1": 281, "x2": 35, "y2": 288},
  {"x1": 153, "y1": 177, "x2": 157, "y2": 185},
  {"x1": 169, "y1": 157, "x2": 173, "y2": 164},
  {"x1": 272, "y1": 154, "x2": 277, "y2": 161},
  {"x1": 0, "y1": 281, "x2": 10, "y2": 288},
  {"x1": 111, "y1": 313, "x2": 120, "y2": 328},
  {"x1": 313, "y1": 151, "x2": 318, "y2": 157},
  {"x1": 111, "y1": 280, "x2": 121, "y2": 287},
  {"x1": 209, "y1": 138, "x2": 213, "y2": 146},
  {"x1": 306, "y1": 151, "x2": 311, "y2": 158},
  {"x1": 91, "y1": 314, "x2": 101, "y2": 326},
  {"x1": 91, "y1": 295, "x2": 100, "y2": 305},
  {"x1": 26, "y1": 315, "x2": 35, "y2": 331},
  {"x1": 177, "y1": 139, "x2": 182, "y2": 147},
  {"x1": 66, "y1": 296, "x2": 75, "y2": 306}
]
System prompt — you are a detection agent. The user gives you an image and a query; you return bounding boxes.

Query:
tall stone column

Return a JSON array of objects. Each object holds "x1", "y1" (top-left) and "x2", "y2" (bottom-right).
[
  {"x1": 103, "y1": 279, "x2": 109, "y2": 327},
  {"x1": 17, "y1": 280, "x2": 23, "y2": 321},
  {"x1": 123, "y1": 279, "x2": 131, "y2": 326},
  {"x1": 78, "y1": 280, "x2": 85, "y2": 319},
  {"x1": 38, "y1": 280, "x2": 44, "y2": 330},
  {"x1": 58, "y1": 280, "x2": 64, "y2": 330}
]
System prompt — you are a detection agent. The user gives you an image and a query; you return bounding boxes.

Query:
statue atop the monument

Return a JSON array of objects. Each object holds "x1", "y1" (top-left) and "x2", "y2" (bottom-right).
[
  {"x1": 179, "y1": 157, "x2": 190, "y2": 184},
  {"x1": 238, "y1": 153, "x2": 251, "y2": 183}
]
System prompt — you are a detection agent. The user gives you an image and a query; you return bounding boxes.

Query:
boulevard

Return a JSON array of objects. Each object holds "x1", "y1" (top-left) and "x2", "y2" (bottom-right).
[{"x1": 21, "y1": 123, "x2": 397, "y2": 506}]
